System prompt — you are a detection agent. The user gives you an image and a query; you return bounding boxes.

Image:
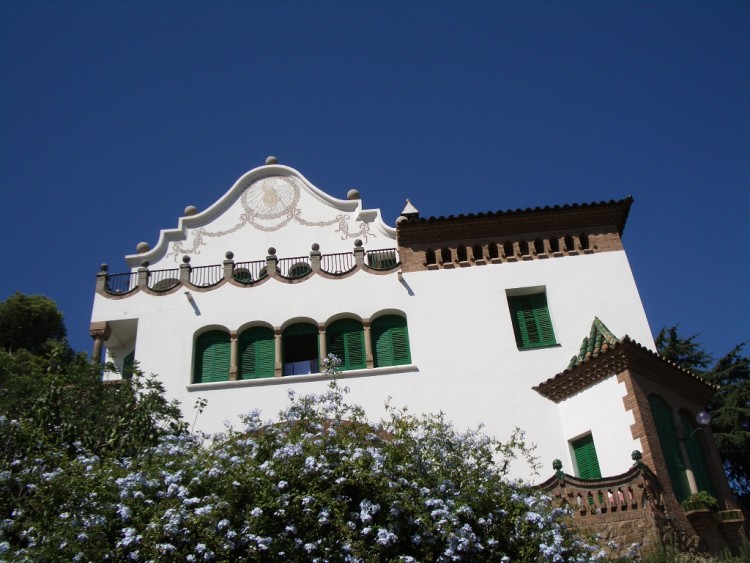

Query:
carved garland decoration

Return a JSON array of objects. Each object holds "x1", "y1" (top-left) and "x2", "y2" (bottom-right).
[{"x1": 168, "y1": 176, "x2": 374, "y2": 261}]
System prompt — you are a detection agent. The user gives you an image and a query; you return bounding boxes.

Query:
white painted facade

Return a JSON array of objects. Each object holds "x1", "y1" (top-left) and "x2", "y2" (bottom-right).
[{"x1": 91, "y1": 163, "x2": 654, "y2": 483}]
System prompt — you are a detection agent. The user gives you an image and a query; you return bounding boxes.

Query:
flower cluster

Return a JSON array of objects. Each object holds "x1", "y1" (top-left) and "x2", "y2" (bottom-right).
[{"x1": 1, "y1": 380, "x2": 605, "y2": 561}]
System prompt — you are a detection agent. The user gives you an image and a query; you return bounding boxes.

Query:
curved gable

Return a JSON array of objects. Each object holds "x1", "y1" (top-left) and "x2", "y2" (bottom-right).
[{"x1": 126, "y1": 163, "x2": 396, "y2": 268}]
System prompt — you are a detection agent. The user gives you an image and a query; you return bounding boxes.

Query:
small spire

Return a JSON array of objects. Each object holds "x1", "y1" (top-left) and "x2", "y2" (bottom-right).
[{"x1": 400, "y1": 199, "x2": 419, "y2": 219}]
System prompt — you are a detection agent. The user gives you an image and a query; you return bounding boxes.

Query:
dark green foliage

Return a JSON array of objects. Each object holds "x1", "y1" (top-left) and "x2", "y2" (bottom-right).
[
  {"x1": 656, "y1": 327, "x2": 750, "y2": 504},
  {"x1": 0, "y1": 292, "x2": 67, "y2": 355}
]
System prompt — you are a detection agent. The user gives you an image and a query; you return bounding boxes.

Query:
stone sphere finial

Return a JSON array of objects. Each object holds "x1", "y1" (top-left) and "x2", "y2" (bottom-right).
[
  {"x1": 631, "y1": 450, "x2": 643, "y2": 462},
  {"x1": 347, "y1": 188, "x2": 361, "y2": 200},
  {"x1": 99, "y1": 263, "x2": 109, "y2": 272},
  {"x1": 140, "y1": 260, "x2": 150, "y2": 268},
  {"x1": 265, "y1": 156, "x2": 278, "y2": 165},
  {"x1": 182, "y1": 255, "x2": 191, "y2": 264},
  {"x1": 267, "y1": 247, "x2": 276, "y2": 256},
  {"x1": 311, "y1": 243, "x2": 320, "y2": 251},
  {"x1": 184, "y1": 205, "x2": 197, "y2": 216},
  {"x1": 354, "y1": 239, "x2": 363, "y2": 248},
  {"x1": 225, "y1": 251, "x2": 234, "y2": 260},
  {"x1": 136, "y1": 241, "x2": 150, "y2": 254},
  {"x1": 552, "y1": 459, "x2": 563, "y2": 471}
]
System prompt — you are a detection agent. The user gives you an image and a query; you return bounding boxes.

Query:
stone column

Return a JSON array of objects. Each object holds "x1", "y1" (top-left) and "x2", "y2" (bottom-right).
[
  {"x1": 223, "y1": 251, "x2": 235, "y2": 281},
  {"x1": 89, "y1": 321, "x2": 111, "y2": 364},
  {"x1": 310, "y1": 243, "x2": 322, "y2": 273},
  {"x1": 318, "y1": 323, "x2": 327, "y2": 369},
  {"x1": 274, "y1": 328, "x2": 283, "y2": 377},
  {"x1": 179, "y1": 256, "x2": 191, "y2": 286},
  {"x1": 353, "y1": 239, "x2": 365, "y2": 268},
  {"x1": 229, "y1": 330, "x2": 239, "y2": 381},
  {"x1": 95, "y1": 264, "x2": 109, "y2": 294},
  {"x1": 137, "y1": 262, "x2": 150, "y2": 289},
  {"x1": 363, "y1": 319, "x2": 374, "y2": 368}
]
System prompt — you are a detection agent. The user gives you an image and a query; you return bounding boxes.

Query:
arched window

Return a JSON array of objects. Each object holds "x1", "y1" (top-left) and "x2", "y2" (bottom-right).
[
  {"x1": 238, "y1": 326, "x2": 275, "y2": 379},
  {"x1": 488, "y1": 242, "x2": 500, "y2": 260},
  {"x1": 326, "y1": 319, "x2": 365, "y2": 371},
  {"x1": 549, "y1": 237, "x2": 560, "y2": 253},
  {"x1": 425, "y1": 248, "x2": 436, "y2": 265},
  {"x1": 457, "y1": 246, "x2": 468, "y2": 262},
  {"x1": 648, "y1": 395, "x2": 690, "y2": 501},
  {"x1": 371, "y1": 315, "x2": 411, "y2": 367},
  {"x1": 472, "y1": 244, "x2": 483, "y2": 261},
  {"x1": 579, "y1": 233, "x2": 589, "y2": 250},
  {"x1": 519, "y1": 240, "x2": 530, "y2": 256},
  {"x1": 502, "y1": 241, "x2": 513, "y2": 259},
  {"x1": 680, "y1": 412, "x2": 715, "y2": 495},
  {"x1": 440, "y1": 248, "x2": 452, "y2": 263},
  {"x1": 194, "y1": 330, "x2": 230, "y2": 383},
  {"x1": 282, "y1": 323, "x2": 319, "y2": 375},
  {"x1": 534, "y1": 238, "x2": 545, "y2": 255},
  {"x1": 564, "y1": 235, "x2": 575, "y2": 252}
]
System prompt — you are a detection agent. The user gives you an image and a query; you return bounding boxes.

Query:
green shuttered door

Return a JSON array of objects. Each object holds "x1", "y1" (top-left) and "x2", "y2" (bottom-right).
[
  {"x1": 649, "y1": 395, "x2": 691, "y2": 501},
  {"x1": 239, "y1": 326, "x2": 275, "y2": 379},
  {"x1": 372, "y1": 315, "x2": 411, "y2": 367},
  {"x1": 327, "y1": 319, "x2": 366, "y2": 371},
  {"x1": 194, "y1": 330, "x2": 230, "y2": 383},
  {"x1": 572, "y1": 433, "x2": 602, "y2": 479},
  {"x1": 508, "y1": 293, "x2": 557, "y2": 349},
  {"x1": 680, "y1": 413, "x2": 715, "y2": 495}
]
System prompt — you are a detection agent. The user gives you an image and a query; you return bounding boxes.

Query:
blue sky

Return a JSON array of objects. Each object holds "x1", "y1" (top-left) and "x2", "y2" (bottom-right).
[{"x1": 1, "y1": 1, "x2": 748, "y2": 360}]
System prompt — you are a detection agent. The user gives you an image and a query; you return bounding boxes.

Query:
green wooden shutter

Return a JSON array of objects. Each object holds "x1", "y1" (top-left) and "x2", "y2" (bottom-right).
[
  {"x1": 327, "y1": 319, "x2": 366, "y2": 371},
  {"x1": 239, "y1": 327, "x2": 275, "y2": 379},
  {"x1": 571, "y1": 433, "x2": 602, "y2": 479},
  {"x1": 508, "y1": 293, "x2": 557, "y2": 349},
  {"x1": 680, "y1": 413, "x2": 715, "y2": 495},
  {"x1": 649, "y1": 395, "x2": 690, "y2": 501},
  {"x1": 194, "y1": 330, "x2": 230, "y2": 383},
  {"x1": 372, "y1": 316, "x2": 411, "y2": 367}
]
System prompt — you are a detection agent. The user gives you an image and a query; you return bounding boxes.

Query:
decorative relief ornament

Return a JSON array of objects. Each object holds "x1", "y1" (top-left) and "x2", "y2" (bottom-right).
[{"x1": 168, "y1": 176, "x2": 375, "y2": 261}]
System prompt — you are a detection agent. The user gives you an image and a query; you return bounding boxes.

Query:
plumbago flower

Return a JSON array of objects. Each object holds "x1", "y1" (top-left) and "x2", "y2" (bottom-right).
[{"x1": 1, "y1": 377, "x2": 604, "y2": 561}]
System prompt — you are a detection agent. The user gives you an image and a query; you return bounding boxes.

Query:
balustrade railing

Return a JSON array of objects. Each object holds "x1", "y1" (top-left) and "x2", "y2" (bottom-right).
[
  {"x1": 106, "y1": 272, "x2": 138, "y2": 294},
  {"x1": 278, "y1": 256, "x2": 312, "y2": 279},
  {"x1": 366, "y1": 248, "x2": 399, "y2": 270},
  {"x1": 232, "y1": 260, "x2": 267, "y2": 284},
  {"x1": 99, "y1": 246, "x2": 399, "y2": 296},
  {"x1": 320, "y1": 252, "x2": 356, "y2": 274},
  {"x1": 148, "y1": 268, "x2": 180, "y2": 291},
  {"x1": 190, "y1": 264, "x2": 224, "y2": 287}
]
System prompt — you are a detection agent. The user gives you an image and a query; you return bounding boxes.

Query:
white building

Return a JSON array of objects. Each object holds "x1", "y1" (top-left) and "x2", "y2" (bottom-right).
[{"x1": 90, "y1": 158, "x2": 743, "y2": 551}]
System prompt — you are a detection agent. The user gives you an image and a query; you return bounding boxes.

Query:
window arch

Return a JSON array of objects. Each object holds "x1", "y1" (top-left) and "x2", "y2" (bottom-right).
[
  {"x1": 648, "y1": 395, "x2": 690, "y2": 501},
  {"x1": 425, "y1": 248, "x2": 436, "y2": 265},
  {"x1": 472, "y1": 244, "x2": 483, "y2": 261},
  {"x1": 440, "y1": 248, "x2": 452, "y2": 263},
  {"x1": 238, "y1": 326, "x2": 275, "y2": 379},
  {"x1": 282, "y1": 323, "x2": 319, "y2": 375},
  {"x1": 194, "y1": 330, "x2": 230, "y2": 383},
  {"x1": 326, "y1": 319, "x2": 366, "y2": 371},
  {"x1": 456, "y1": 245, "x2": 468, "y2": 262},
  {"x1": 371, "y1": 315, "x2": 411, "y2": 367}
]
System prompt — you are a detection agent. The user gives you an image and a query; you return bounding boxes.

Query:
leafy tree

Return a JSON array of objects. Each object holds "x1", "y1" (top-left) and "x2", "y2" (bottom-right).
[
  {"x1": 0, "y1": 292, "x2": 67, "y2": 355},
  {"x1": 656, "y1": 327, "x2": 750, "y2": 503}
]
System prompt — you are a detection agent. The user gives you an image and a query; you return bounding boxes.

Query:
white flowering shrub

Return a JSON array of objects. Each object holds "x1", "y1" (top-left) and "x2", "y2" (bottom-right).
[{"x1": 1, "y1": 379, "x2": 605, "y2": 561}]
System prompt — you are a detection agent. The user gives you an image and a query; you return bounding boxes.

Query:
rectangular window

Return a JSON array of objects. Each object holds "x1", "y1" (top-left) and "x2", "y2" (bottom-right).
[
  {"x1": 571, "y1": 433, "x2": 602, "y2": 480},
  {"x1": 507, "y1": 290, "x2": 557, "y2": 349}
]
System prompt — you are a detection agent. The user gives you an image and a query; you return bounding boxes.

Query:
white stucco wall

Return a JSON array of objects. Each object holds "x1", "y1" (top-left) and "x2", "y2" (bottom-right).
[{"x1": 92, "y1": 164, "x2": 654, "y2": 483}]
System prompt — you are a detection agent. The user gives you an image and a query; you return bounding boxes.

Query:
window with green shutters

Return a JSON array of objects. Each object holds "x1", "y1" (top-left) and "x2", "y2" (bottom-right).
[
  {"x1": 238, "y1": 326, "x2": 275, "y2": 380},
  {"x1": 680, "y1": 412, "x2": 715, "y2": 495},
  {"x1": 507, "y1": 292, "x2": 557, "y2": 349},
  {"x1": 326, "y1": 319, "x2": 366, "y2": 371},
  {"x1": 194, "y1": 330, "x2": 230, "y2": 383},
  {"x1": 282, "y1": 323, "x2": 319, "y2": 375},
  {"x1": 571, "y1": 433, "x2": 602, "y2": 479},
  {"x1": 372, "y1": 315, "x2": 411, "y2": 367},
  {"x1": 649, "y1": 395, "x2": 691, "y2": 501}
]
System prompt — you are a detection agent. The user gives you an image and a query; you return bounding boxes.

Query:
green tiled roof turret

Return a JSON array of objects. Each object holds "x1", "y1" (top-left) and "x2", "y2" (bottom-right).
[{"x1": 568, "y1": 317, "x2": 619, "y2": 369}]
